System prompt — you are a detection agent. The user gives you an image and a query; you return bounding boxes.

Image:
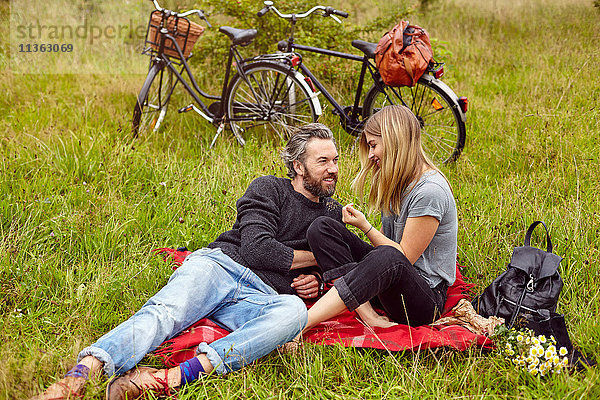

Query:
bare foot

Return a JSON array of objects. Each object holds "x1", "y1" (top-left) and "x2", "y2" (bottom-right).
[
  {"x1": 355, "y1": 302, "x2": 398, "y2": 329},
  {"x1": 361, "y1": 315, "x2": 398, "y2": 329},
  {"x1": 31, "y1": 376, "x2": 86, "y2": 400}
]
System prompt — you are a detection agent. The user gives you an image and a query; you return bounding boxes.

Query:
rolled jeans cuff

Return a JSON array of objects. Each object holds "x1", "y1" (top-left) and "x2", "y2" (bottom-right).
[
  {"x1": 323, "y1": 262, "x2": 358, "y2": 283},
  {"x1": 333, "y1": 277, "x2": 360, "y2": 312},
  {"x1": 196, "y1": 342, "x2": 228, "y2": 375},
  {"x1": 77, "y1": 346, "x2": 115, "y2": 377}
]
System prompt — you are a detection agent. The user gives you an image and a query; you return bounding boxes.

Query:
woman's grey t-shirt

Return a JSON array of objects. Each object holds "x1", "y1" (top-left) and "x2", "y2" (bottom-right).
[{"x1": 381, "y1": 170, "x2": 457, "y2": 288}]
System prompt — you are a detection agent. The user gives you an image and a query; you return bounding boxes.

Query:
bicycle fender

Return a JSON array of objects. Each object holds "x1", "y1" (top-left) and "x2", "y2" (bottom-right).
[
  {"x1": 289, "y1": 69, "x2": 323, "y2": 116},
  {"x1": 420, "y1": 74, "x2": 466, "y2": 123}
]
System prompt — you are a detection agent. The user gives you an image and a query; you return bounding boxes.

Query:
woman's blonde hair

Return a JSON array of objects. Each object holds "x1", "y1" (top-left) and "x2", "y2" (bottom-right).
[{"x1": 352, "y1": 105, "x2": 438, "y2": 215}]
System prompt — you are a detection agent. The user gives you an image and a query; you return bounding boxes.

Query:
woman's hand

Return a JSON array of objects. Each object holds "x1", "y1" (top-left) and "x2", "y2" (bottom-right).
[{"x1": 342, "y1": 204, "x2": 371, "y2": 233}]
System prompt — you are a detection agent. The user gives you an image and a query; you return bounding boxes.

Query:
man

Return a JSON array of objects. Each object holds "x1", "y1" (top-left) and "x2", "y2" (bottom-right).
[{"x1": 35, "y1": 123, "x2": 341, "y2": 399}]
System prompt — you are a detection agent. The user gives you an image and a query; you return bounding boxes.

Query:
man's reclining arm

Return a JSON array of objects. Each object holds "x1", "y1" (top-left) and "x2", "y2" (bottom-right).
[
  {"x1": 291, "y1": 249, "x2": 316, "y2": 270},
  {"x1": 237, "y1": 177, "x2": 307, "y2": 273}
]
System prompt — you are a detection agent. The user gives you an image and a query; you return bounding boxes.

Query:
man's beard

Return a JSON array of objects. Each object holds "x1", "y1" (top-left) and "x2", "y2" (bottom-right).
[{"x1": 303, "y1": 167, "x2": 337, "y2": 198}]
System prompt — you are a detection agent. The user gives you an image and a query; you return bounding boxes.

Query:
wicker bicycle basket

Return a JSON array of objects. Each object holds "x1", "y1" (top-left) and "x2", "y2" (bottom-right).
[{"x1": 145, "y1": 10, "x2": 204, "y2": 59}]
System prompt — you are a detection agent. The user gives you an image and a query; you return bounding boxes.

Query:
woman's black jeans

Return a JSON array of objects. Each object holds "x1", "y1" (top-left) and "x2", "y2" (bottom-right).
[{"x1": 307, "y1": 216, "x2": 446, "y2": 326}]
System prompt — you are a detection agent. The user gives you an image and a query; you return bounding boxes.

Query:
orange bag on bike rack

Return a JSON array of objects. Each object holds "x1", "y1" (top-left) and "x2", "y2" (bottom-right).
[{"x1": 375, "y1": 21, "x2": 434, "y2": 87}]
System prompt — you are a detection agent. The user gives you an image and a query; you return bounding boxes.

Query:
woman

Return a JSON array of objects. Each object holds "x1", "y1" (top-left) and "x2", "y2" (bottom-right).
[{"x1": 304, "y1": 105, "x2": 457, "y2": 330}]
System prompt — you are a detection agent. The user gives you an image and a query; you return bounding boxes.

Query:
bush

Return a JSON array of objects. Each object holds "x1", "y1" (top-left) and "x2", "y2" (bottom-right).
[{"x1": 195, "y1": 0, "x2": 411, "y2": 53}]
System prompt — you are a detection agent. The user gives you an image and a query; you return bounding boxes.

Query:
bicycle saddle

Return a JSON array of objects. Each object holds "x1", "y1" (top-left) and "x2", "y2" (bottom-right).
[
  {"x1": 352, "y1": 40, "x2": 377, "y2": 59},
  {"x1": 219, "y1": 26, "x2": 258, "y2": 46}
]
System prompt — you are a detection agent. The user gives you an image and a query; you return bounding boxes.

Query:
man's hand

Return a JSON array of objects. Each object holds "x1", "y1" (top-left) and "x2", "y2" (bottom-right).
[{"x1": 291, "y1": 274, "x2": 320, "y2": 299}]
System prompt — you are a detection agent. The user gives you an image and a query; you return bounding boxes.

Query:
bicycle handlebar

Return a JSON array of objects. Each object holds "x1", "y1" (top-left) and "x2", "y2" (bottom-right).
[
  {"x1": 150, "y1": 0, "x2": 212, "y2": 28},
  {"x1": 324, "y1": 6, "x2": 349, "y2": 19},
  {"x1": 257, "y1": 3, "x2": 271, "y2": 17},
  {"x1": 257, "y1": 1, "x2": 348, "y2": 22}
]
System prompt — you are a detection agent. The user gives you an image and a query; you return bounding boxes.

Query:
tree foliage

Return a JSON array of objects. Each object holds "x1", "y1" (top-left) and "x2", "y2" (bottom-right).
[{"x1": 191, "y1": 0, "x2": 412, "y2": 65}]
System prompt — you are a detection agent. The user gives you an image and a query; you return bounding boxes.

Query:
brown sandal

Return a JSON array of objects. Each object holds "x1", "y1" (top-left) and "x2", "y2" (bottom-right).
[{"x1": 105, "y1": 367, "x2": 171, "y2": 400}]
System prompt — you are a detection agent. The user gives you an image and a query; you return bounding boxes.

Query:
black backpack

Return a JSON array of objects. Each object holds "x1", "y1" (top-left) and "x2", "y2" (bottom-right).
[{"x1": 472, "y1": 221, "x2": 563, "y2": 328}]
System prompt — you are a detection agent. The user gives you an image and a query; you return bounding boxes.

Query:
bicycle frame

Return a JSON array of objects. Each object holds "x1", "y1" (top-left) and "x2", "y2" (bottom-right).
[
  {"x1": 276, "y1": 41, "x2": 385, "y2": 135},
  {"x1": 151, "y1": 26, "x2": 248, "y2": 125}
]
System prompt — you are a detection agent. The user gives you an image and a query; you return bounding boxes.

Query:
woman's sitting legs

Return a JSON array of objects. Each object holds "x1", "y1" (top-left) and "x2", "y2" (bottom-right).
[
  {"x1": 335, "y1": 245, "x2": 444, "y2": 326},
  {"x1": 306, "y1": 216, "x2": 373, "y2": 281},
  {"x1": 306, "y1": 216, "x2": 446, "y2": 328}
]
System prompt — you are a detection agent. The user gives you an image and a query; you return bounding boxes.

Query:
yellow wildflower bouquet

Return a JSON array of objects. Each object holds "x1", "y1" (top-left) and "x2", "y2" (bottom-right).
[{"x1": 494, "y1": 325, "x2": 569, "y2": 376}]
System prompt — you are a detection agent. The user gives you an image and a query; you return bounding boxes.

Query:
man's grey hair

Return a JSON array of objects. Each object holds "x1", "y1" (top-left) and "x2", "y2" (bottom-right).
[{"x1": 281, "y1": 123, "x2": 336, "y2": 179}]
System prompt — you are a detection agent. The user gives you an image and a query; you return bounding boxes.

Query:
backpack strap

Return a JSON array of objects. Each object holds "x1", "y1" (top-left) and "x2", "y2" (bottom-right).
[
  {"x1": 401, "y1": 24, "x2": 413, "y2": 53},
  {"x1": 524, "y1": 221, "x2": 552, "y2": 253}
]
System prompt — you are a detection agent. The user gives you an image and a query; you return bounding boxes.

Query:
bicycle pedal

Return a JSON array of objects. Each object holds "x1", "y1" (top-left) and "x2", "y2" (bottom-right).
[{"x1": 178, "y1": 104, "x2": 194, "y2": 113}]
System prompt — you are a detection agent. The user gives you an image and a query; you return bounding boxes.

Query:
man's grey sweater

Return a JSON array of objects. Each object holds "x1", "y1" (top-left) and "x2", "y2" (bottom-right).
[{"x1": 208, "y1": 175, "x2": 342, "y2": 294}]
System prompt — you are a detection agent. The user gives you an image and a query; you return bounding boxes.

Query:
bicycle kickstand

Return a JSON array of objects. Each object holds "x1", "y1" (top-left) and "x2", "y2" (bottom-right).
[
  {"x1": 210, "y1": 123, "x2": 225, "y2": 149},
  {"x1": 210, "y1": 123, "x2": 246, "y2": 149}
]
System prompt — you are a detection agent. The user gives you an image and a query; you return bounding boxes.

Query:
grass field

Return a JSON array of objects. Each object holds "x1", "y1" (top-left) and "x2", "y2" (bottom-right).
[{"x1": 1, "y1": 0, "x2": 599, "y2": 398}]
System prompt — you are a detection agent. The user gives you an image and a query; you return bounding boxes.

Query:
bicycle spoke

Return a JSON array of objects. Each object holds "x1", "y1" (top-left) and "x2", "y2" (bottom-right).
[
  {"x1": 266, "y1": 70, "x2": 286, "y2": 109},
  {"x1": 261, "y1": 70, "x2": 301, "y2": 116},
  {"x1": 226, "y1": 63, "x2": 317, "y2": 142},
  {"x1": 271, "y1": 110, "x2": 314, "y2": 124},
  {"x1": 247, "y1": 73, "x2": 271, "y2": 113},
  {"x1": 133, "y1": 65, "x2": 175, "y2": 137},
  {"x1": 236, "y1": 121, "x2": 268, "y2": 130},
  {"x1": 422, "y1": 125, "x2": 459, "y2": 159},
  {"x1": 258, "y1": 68, "x2": 291, "y2": 113},
  {"x1": 256, "y1": 70, "x2": 312, "y2": 122},
  {"x1": 424, "y1": 122, "x2": 459, "y2": 133},
  {"x1": 236, "y1": 81, "x2": 263, "y2": 104},
  {"x1": 423, "y1": 130, "x2": 457, "y2": 147},
  {"x1": 233, "y1": 81, "x2": 269, "y2": 116},
  {"x1": 423, "y1": 139, "x2": 456, "y2": 159},
  {"x1": 419, "y1": 108, "x2": 454, "y2": 123},
  {"x1": 287, "y1": 97, "x2": 313, "y2": 109},
  {"x1": 363, "y1": 78, "x2": 465, "y2": 164},
  {"x1": 266, "y1": 113, "x2": 312, "y2": 137},
  {"x1": 251, "y1": 70, "x2": 272, "y2": 106},
  {"x1": 379, "y1": 87, "x2": 399, "y2": 109},
  {"x1": 411, "y1": 85, "x2": 427, "y2": 117}
]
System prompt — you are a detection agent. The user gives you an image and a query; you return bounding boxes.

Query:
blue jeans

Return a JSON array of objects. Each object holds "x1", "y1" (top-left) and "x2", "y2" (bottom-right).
[{"x1": 78, "y1": 248, "x2": 307, "y2": 376}]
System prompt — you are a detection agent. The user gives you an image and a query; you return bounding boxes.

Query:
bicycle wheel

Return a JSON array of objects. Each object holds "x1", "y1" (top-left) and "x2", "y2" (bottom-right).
[
  {"x1": 132, "y1": 64, "x2": 174, "y2": 137},
  {"x1": 226, "y1": 61, "x2": 318, "y2": 144},
  {"x1": 363, "y1": 76, "x2": 466, "y2": 164}
]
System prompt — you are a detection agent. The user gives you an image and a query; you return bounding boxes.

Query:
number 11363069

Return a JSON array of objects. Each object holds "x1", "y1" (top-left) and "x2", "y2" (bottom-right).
[{"x1": 18, "y1": 43, "x2": 73, "y2": 53}]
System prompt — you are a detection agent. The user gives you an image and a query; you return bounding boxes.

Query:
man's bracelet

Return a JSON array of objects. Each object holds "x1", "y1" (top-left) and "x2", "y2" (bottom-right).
[{"x1": 364, "y1": 225, "x2": 373, "y2": 235}]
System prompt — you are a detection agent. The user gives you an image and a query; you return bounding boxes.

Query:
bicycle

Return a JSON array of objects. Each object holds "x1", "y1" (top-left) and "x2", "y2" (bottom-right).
[
  {"x1": 135, "y1": 1, "x2": 467, "y2": 163},
  {"x1": 248, "y1": 1, "x2": 468, "y2": 164},
  {"x1": 133, "y1": 0, "x2": 321, "y2": 146}
]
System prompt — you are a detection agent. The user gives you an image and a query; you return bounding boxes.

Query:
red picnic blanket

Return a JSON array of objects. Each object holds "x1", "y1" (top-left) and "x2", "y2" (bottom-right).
[{"x1": 152, "y1": 248, "x2": 492, "y2": 367}]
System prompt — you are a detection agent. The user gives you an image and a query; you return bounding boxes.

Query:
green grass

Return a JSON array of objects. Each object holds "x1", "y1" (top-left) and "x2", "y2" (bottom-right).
[{"x1": 1, "y1": 0, "x2": 599, "y2": 398}]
